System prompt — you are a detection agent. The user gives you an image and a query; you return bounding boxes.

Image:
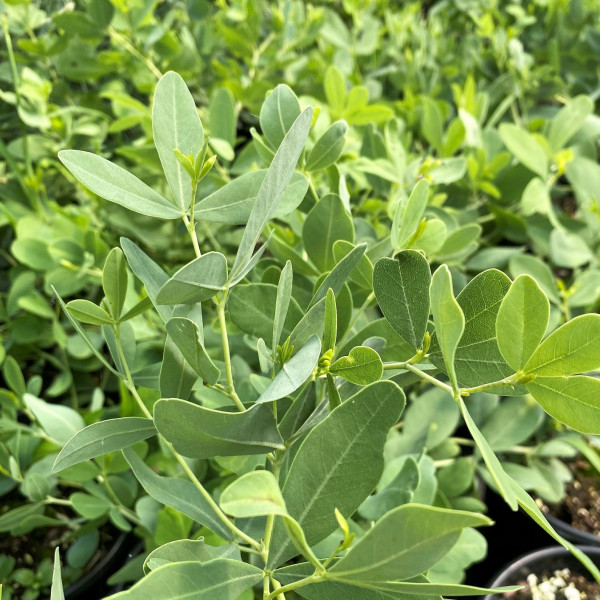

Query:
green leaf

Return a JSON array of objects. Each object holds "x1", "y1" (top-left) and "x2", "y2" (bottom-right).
[
  {"x1": 527, "y1": 376, "x2": 600, "y2": 434},
  {"x1": 548, "y1": 95, "x2": 593, "y2": 152},
  {"x1": 289, "y1": 297, "x2": 327, "y2": 349},
  {"x1": 431, "y1": 269, "x2": 517, "y2": 391},
  {"x1": 310, "y1": 243, "x2": 366, "y2": 308},
  {"x1": 156, "y1": 252, "x2": 228, "y2": 305},
  {"x1": 509, "y1": 254, "x2": 560, "y2": 305},
  {"x1": 260, "y1": 84, "x2": 301, "y2": 149},
  {"x1": 70, "y1": 492, "x2": 112, "y2": 519},
  {"x1": 166, "y1": 318, "x2": 220, "y2": 385},
  {"x1": 209, "y1": 88, "x2": 236, "y2": 146},
  {"x1": 273, "y1": 261, "x2": 293, "y2": 353},
  {"x1": 196, "y1": 171, "x2": 309, "y2": 224},
  {"x1": 306, "y1": 120, "x2": 348, "y2": 171},
  {"x1": 58, "y1": 150, "x2": 181, "y2": 219},
  {"x1": 521, "y1": 177, "x2": 553, "y2": 219},
  {"x1": 303, "y1": 194, "x2": 354, "y2": 272},
  {"x1": 392, "y1": 179, "x2": 429, "y2": 250},
  {"x1": 51, "y1": 549, "x2": 65, "y2": 600},
  {"x1": 154, "y1": 399, "x2": 285, "y2": 458},
  {"x1": 153, "y1": 71, "x2": 204, "y2": 211},
  {"x1": 122, "y1": 448, "x2": 233, "y2": 540},
  {"x1": 229, "y1": 283, "x2": 304, "y2": 342},
  {"x1": 105, "y1": 559, "x2": 263, "y2": 600},
  {"x1": 103, "y1": 248, "x2": 128, "y2": 319},
  {"x1": 159, "y1": 336, "x2": 197, "y2": 400},
  {"x1": 220, "y1": 470, "x2": 287, "y2": 518},
  {"x1": 333, "y1": 241, "x2": 374, "y2": 290},
  {"x1": 120, "y1": 296, "x2": 153, "y2": 322},
  {"x1": 373, "y1": 252, "x2": 431, "y2": 351},
  {"x1": 329, "y1": 504, "x2": 490, "y2": 582},
  {"x1": 496, "y1": 275, "x2": 550, "y2": 371},
  {"x1": 258, "y1": 336, "x2": 321, "y2": 404},
  {"x1": 120, "y1": 238, "x2": 173, "y2": 322},
  {"x1": 144, "y1": 540, "x2": 240, "y2": 572},
  {"x1": 498, "y1": 123, "x2": 548, "y2": 178},
  {"x1": 324, "y1": 66, "x2": 346, "y2": 114},
  {"x1": 232, "y1": 107, "x2": 312, "y2": 280},
  {"x1": 429, "y1": 265, "x2": 464, "y2": 391},
  {"x1": 2, "y1": 355, "x2": 26, "y2": 397},
  {"x1": 524, "y1": 314, "x2": 600, "y2": 376},
  {"x1": 66, "y1": 299, "x2": 113, "y2": 326},
  {"x1": 421, "y1": 97, "x2": 444, "y2": 153},
  {"x1": 268, "y1": 381, "x2": 405, "y2": 568},
  {"x1": 53, "y1": 418, "x2": 157, "y2": 472},
  {"x1": 330, "y1": 346, "x2": 383, "y2": 385},
  {"x1": 458, "y1": 397, "x2": 518, "y2": 510},
  {"x1": 24, "y1": 393, "x2": 85, "y2": 445},
  {"x1": 550, "y1": 229, "x2": 593, "y2": 269}
]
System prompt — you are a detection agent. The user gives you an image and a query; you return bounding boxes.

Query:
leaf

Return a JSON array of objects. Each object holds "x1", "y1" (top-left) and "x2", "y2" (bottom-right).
[
  {"x1": 2, "y1": 356, "x2": 26, "y2": 397},
  {"x1": 527, "y1": 376, "x2": 600, "y2": 434},
  {"x1": 58, "y1": 150, "x2": 181, "y2": 219},
  {"x1": 232, "y1": 108, "x2": 312, "y2": 280},
  {"x1": 550, "y1": 229, "x2": 593, "y2": 269},
  {"x1": 524, "y1": 314, "x2": 600, "y2": 376},
  {"x1": 153, "y1": 399, "x2": 285, "y2": 458},
  {"x1": 330, "y1": 346, "x2": 383, "y2": 385},
  {"x1": 268, "y1": 381, "x2": 405, "y2": 568},
  {"x1": 496, "y1": 275, "x2": 550, "y2": 371},
  {"x1": 323, "y1": 289, "x2": 337, "y2": 353},
  {"x1": 66, "y1": 299, "x2": 113, "y2": 326},
  {"x1": 289, "y1": 297, "x2": 327, "y2": 349},
  {"x1": 310, "y1": 243, "x2": 366, "y2": 308},
  {"x1": 53, "y1": 418, "x2": 156, "y2": 472},
  {"x1": 373, "y1": 252, "x2": 431, "y2": 351},
  {"x1": 105, "y1": 559, "x2": 263, "y2": 600},
  {"x1": 103, "y1": 248, "x2": 128, "y2": 319},
  {"x1": 229, "y1": 283, "x2": 304, "y2": 342},
  {"x1": 306, "y1": 120, "x2": 349, "y2": 171},
  {"x1": 260, "y1": 84, "x2": 301, "y2": 149},
  {"x1": 429, "y1": 265, "x2": 464, "y2": 391},
  {"x1": 458, "y1": 397, "x2": 518, "y2": 510},
  {"x1": 120, "y1": 238, "x2": 172, "y2": 322},
  {"x1": 273, "y1": 261, "x2": 293, "y2": 353},
  {"x1": 392, "y1": 179, "x2": 429, "y2": 250},
  {"x1": 303, "y1": 194, "x2": 354, "y2": 272},
  {"x1": 521, "y1": 177, "x2": 552, "y2": 218},
  {"x1": 156, "y1": 252, "x2": 228, "y2": 305},
  {"x1": 548, "y1": 95, "x2": 594, "y2": 152},
  {"x1": 196, "y1": 171, "x2": 309, "y2": 224},
  {"x1": 24, "y1": 394, "x2": 85, "y2": 445},
  {"x1": 431, "y1": 269, "x2": 517, "y2": 391},
  {"x1": 498, "y1": 123, "x2": 548, "y2": 178},
  {"x1": 220, "y1": 470, "x2": 287, "y2": 518},
  {"x1": 324, "y1": 66, "x2": 346, "y2": 114},
  {"x1": 50, "y1": 548, "x2": 65, "y2": 600},
  {"x1": 329, "y1": 504, "x2": 490, "y2": 582},
  {"x1": 333, "y1": 241, "x2": 374, "y2": 290},
  {"x1": 122, "y1": 448, "x2": 232, "y2": 540},
  {"x1": 509, "y1": 254, "x2": 559, "y2": 305},
  {"x1": 257, "y1": 336, "x2": 321, "y2": 404},
  {"x1": 144, "y1": 540, "x2": 240, "y2": 572},
  {"x1": 153, "y1": 71, "x2": 204, "y2": 211},
  {"x1": 159, "y1": 336, "x2": 197, "y2": 400},
  {"x1": 166, "y1": 318, "x2": 220, "y2": 385},
  {"x1": 70, "y1": 493, "x2": 112, "y2": 519}
]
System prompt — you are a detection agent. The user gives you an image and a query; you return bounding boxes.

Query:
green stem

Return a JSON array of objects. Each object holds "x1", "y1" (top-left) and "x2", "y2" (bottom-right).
[
  {"x1": 459, "y1": 374, "x2": 520, "y2": 395},
  {"x1": 264, "y1": 573, "x2": 326, "y2": 600},
  {"x1": 215, "y1": 295, "x2": 245, "y2": 412},
  {"x1": 114, "y1": 326, "x2": 260, "y2": 550},
  {"x1": 45, "y1": 497, "x2": 72, "y2": 507},
  {"x1": 336, "y1": 291, "x2": 375, "y2": 351},
  {"x1": 403, "y1": 363, "x2": 454, "y2": 395},
  {"x1": 108, "y1": 27, "x2": 162, "y2": 79},
  {"x1": 183, "y1": 213, "x2": 202, "y2": 258}
]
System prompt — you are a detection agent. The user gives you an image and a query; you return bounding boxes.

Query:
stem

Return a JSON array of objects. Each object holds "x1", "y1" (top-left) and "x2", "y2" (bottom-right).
[
  {"x1": 45, "y1": 497, "x2": 72, "y2": 507},
  {"x1": 108, "y1": 27, "x2": 162, "y2": 79},
  {"x1": 336, "y1": 291, "x2": 375, "y2": 350},
  {"x1": 459, "y1": 374, "x2": 520, "y2": 395},
  {"x1": 215, "y1": 295, "x2": 245, "y2": 412},
  {"x1": 182, "y1": 213, "x2": 202, "y2": 258},
  {"x1": 114, "y1": 326, "x2": 260, "y2": 550},
  {"x1": 402, "y1": 363, "x2": 454, "y2": 395},
  {"x1": 264, "y1": 573, "x2": 326, "y2": 600}
]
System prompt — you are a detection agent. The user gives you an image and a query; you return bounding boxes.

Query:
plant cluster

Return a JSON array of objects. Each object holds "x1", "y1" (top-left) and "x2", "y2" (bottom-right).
[{"x1": 1, "y1": 1, "x2": 600, "y2": 599}]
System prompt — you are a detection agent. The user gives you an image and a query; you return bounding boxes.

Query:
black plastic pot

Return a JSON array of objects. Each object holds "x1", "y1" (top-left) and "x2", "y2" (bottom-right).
[
  {"x1": 65, "y1": 532, "x2": 133, "y2": 600},
  {"x1": 545, "y1": 511, "x2": 600, "y2": 547},
  {"x1": 483, "y1": 545, "x2": 600, "y2": 600}
]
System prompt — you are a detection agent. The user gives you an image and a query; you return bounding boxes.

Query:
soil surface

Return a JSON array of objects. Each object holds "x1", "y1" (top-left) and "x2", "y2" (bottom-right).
[
  {"x1": 545, "y1": 460, "x2": 600, "y2": 536},
  {"x1": 506, "y1": 569, "x2": 600, "y2": 600}
]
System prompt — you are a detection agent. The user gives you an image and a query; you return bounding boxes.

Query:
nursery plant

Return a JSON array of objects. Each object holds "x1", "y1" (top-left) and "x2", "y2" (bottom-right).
[{"x1": 33, "y1": 71, "x2": 600, "y2": 599}]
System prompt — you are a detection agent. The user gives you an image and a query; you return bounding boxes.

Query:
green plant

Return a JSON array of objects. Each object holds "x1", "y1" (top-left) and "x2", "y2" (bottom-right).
[{"x1": 38, "y1": 72, "x2": 600, "y2": 599}]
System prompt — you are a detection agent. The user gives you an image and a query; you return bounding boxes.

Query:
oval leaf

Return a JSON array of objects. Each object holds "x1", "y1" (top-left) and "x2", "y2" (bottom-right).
[{"x1": 330, "y1": 346, "x2": 383, "y2": 385}]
